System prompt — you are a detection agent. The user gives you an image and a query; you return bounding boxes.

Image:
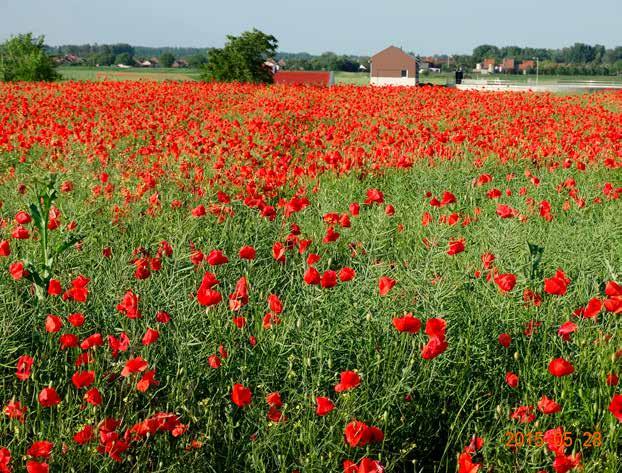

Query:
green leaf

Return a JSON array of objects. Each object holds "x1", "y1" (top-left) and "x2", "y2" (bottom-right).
[
  {"x1": 29, "y1": 203, "x2": 44, "y2": 233},
  {"x1": 54, "y1": 234, "x2": 83, "y2": 255}
]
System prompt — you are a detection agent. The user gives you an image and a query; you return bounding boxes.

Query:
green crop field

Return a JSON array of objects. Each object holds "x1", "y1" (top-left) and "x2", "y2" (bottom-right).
[{"x1": 0, "y1": 81, "x2": 621, "y2": 473}]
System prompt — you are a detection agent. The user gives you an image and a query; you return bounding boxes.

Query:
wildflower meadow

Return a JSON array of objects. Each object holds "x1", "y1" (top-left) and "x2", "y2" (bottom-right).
[{"x1": 0, "y1": 82, "x2": 621, "y2": 472}]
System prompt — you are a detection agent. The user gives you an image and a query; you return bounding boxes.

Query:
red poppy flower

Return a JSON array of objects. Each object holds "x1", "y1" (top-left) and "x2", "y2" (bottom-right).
[
  {"x1": 505, "y1": 372, "x2": 519, "y2": 388},
  {"x1": 156, "y1": 311, "x2": 171, "y2": 323},
  {"x1": 303, "y1": 266, "x2": 321, "y2": 285},
  {"x1": 440, "y1": 191, "x2": 456, "y2": 206},
  {"x1": 421, "y1": 336, "x2": 448, "y2": 360},
  {"x1": 344, "y1": 420, "x2": 383, "y2": 448},
  {"x1": 537, "y1": 395, "x2": 561, "y2": 414},
  {"x1": 14, "y1": 210, "x2": 31, "y2": 224},
  {"x1": 9, "y1": 261, "x2": 27, "y2": 280},
  {"x1": 339, "y1": 267, "x2": 356, "y2": 282},
  {"x1": 108, "y1": 333, "x2": 130, "y2": 358},
  {"x1": 323, "y1": 226, "x2": 340, "y2": 243},
  {"x1": 266, "y1": 392, "x2": 283, "y2": 407},
  {"x1": 140, "y1": 327, "x2": 159, "y2": 346},
  {"x1": 510, "y1": 405, "x2": 535, "y2": 423},
  {"x1": 378, "y1": 276, "x2": 396, "y2": 296},
  {"x1": 4, "y1": 400, "x2": 27, "y2": 423},
  {"x1": 392, "y1": 313, "x2": 421, "y2": 333},
  {"x1": 16, "y1": 354, "x2": 34, "y2": 381},
  {"x1": 67, "y1": 312, "x2": 85, "y2": 327},
  {"x1": 71, "y1": 370, "x2": 95, "y2": 389},
  {"x1": 267, "y1": 406, "x2": 285, "y2": 423},
  {"x1": 45, "y1": 315, "x2": 63, "y2": 333},
  {"x1": 206, "y1": 249, "x2": 228, "y2": 265},
  {"x1": 344, "y1": 420, "x2": 370, "y2": 448},
  {"x1": 364, "y1": 189, "x2": 384, "y2": 205},
  {"x1": 116, "y1": 290, "x2": 141, "y2": 319},
  {"x1": 84, "y1": 387, "x2": 102, "y2": 406},
  {"x1": 609, "y1": 394, "x2": 622, "y2": 422},
  {"x1": 581, "y1": 298, "x2": 602, "y2": 318},
  {"x1": 494, "y1": 273, "x2": 517, "y2": 293},
  {"x1": 62, "y1": 275, "x2": 90, "y2": 302},
  {"x1": 12, "y1": 225, "x2": 30, "y2": 239},
  {"x1": 548, "y1": 358, "x2": 574, "y2": 377},
  {"x1": 267, "y1": 294, "x2": 283, "y2": 314},
  {"x1": 272, "y1": 242, "x2": 286, "y2": 262},
  {"x1": 197, "y1": 275, "x2": 222, "y2": 307},
  {"x1": 557, "y1": 321, "x2": 577, "y2": 341},
  {"x1": 447, "y1": 238, "x2": 465, "y2": 256},
  {"x1": 38, "y1": 387, "x2": 61, "y2": 407},
  {"x1": 239, "y1": 245, "x2": 256, "y2": 260},
  {"x1": 544, "y1": 269, "x2": 570, "y2": 296},
  {"x1": 137, "y1": 370, "x2": 159, "y2": 392},
  {"x1": 315, "y1": 396, "x2": 335, "y2": 416},
  {"x1": 497, "y1": 333, "x2": 511, "y2": 348},
  {"x1": 604, "y1": 280, "x2": 622, "y2": 313},
  {"x1": 191, "y1": 204, "x2": 206, "y2": 217},
  {"x1": 47, "y1": 279, "x2": 61, "y2": 296},
  {"x1": 0, "y1": 240, "x2": 10, "y2": 257},
  {"x1": 26, "y1": 460, "x2": 49, "y2": 473},
  {"x1": 27, "y1": 441, "x2": 53, "y2": 458},
  {"x1": 208, "y1": 355, "x2": 221, "y2": 369},
  {"x1": 80, "y1": 333, "x2": 103, "y2": 350},
  {"x1": 121, "y1": 356, "x2": 148, "y2": 377},
  {"x1": 457, "y1": 452, "x2": 481, "y2": 473},
  {"x1": 231, "y1": 383, "x2": 252, "y2": 408},
  {"x1": 73, "y1": 425, "x2": 94, "y2": 445},
  {"x1": 321, "y1": 270, "x2": 337, "y2": 288},
  {"x1": 335, "y1": 370, "x2": 361, "y2": 392},
  {"x1": 552, "y1": 452, "x2": 581, "y2": 473}
]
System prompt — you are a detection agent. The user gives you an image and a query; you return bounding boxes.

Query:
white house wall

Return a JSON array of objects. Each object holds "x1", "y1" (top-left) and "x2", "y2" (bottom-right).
[{"x1": 370, "y1": 77, "x2": 418, "y2": 86}]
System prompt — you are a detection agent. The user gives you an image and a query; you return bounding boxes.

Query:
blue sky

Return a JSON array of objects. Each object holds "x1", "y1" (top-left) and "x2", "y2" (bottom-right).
[{"x1": 1, "y1": 0, "x2": 620, "y2": 55}]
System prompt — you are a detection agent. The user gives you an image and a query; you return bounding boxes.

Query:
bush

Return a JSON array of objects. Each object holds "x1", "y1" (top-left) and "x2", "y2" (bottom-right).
[{"x1": 0, "y1": 33, "x2": 59, "y2": 82}]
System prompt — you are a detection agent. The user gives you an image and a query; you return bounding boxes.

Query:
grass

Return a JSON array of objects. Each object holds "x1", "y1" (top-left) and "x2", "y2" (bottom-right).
[
  {"x1": 0, "y1": 82, "x2": 620, "y2": 473},
  {"x1": 57, "y1": 66, "x2": 201, "y2": 81}
]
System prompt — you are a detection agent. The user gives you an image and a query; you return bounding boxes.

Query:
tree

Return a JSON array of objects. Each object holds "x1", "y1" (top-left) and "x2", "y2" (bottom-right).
[
  {"x1": 472, "y1": 44, "x2": 500, "y2": 62},
  {"x1": 114, "y1": 52, "x2": 132, "y2": 65},
  {"x1": 0, "y1": 33, "x2": 59, "y2": 82},
  {"x1": 201, "y1": 29, "x2": 278, "y2": 83},
  {"x1": 159, "y1": 52, "x2": 175, "y2": 68},
  {"x1": 187, "y1": 52, "x2": 208, "y2": 68}
]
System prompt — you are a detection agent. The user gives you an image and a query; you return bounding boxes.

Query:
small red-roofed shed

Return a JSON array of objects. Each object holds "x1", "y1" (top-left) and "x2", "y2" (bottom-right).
[{"x1": 273, "y1": 71, "x2": 334, "y2": 86}]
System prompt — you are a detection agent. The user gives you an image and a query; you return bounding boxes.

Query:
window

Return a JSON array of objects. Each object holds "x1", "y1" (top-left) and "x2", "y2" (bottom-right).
[{"x1": 401, "y1": 69, "x2": 407, "y2": 77}]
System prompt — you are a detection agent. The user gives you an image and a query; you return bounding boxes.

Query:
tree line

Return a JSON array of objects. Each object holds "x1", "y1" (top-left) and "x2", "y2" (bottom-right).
[{"x1": 2, "y1": 32, "x2": 622, "y2": 83}]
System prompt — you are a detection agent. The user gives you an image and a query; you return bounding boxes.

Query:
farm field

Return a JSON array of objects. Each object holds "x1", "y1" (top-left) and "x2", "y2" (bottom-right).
[
  {"x1": 0, "y1": 82, "x2": 621, "y2": 473},
  {"x1": 56, "y1": 66, "x2": 201, "y2": 81},
  {"x1": 56, "y1": 67, "x2": 622, "y2": 87}
]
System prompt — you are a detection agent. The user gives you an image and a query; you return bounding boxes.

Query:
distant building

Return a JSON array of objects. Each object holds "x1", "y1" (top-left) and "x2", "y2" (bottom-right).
[
  {"x1": 519, "y1": 60, "x2": 535, "y2": 73},
  {"x1": 264, "y1": 59, "x2": 280, "y2": 74},
  {"x1": 172, "y1": 59, "x2": 189, "y2": 68},
  {"x1": 53, "y1": 54, "x2": 83, "y2": 65},
  {"x1": 483, "y1": 58, "x2": 496, "y2": 69},
  {"x1": 369, "y1": 46, "x2": 418, "y2": 86},
  {"x1": 501, "y1": 58, "x2": 516, "y2": 73}
]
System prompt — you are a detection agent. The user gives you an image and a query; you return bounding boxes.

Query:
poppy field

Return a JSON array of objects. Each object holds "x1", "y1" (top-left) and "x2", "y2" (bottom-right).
[{"x1": 0, "y1": 81, "x2": 621, "y2": 473}]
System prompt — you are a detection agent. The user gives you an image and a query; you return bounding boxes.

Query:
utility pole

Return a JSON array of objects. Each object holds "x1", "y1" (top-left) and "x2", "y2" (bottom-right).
[{"x1": 533, "y1": 56, "x2": 539, "y2": 86}]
